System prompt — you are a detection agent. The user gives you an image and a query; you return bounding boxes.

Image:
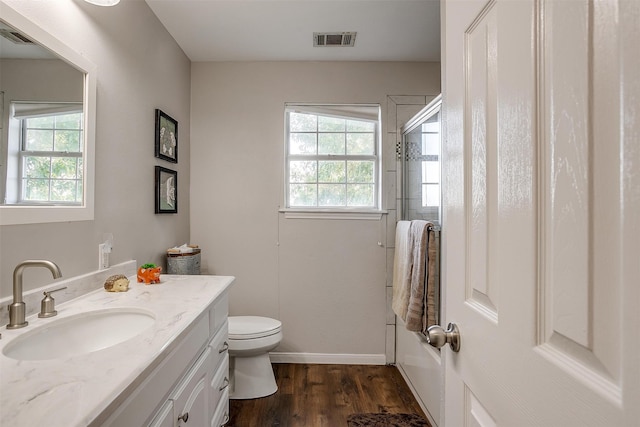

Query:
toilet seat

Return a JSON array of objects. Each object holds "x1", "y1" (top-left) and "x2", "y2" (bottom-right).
[{"x1": 229, "y1": 316, "x2": 282, "y2": 340}]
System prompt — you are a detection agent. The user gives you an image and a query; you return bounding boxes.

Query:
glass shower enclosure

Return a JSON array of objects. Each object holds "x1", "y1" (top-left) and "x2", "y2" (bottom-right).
[
  {"x1": 400, "y1": 95, "x2": 442, "y2": 224},
  {"x1": 400, "y1": 95, "x2": 442, "y2": 327}
]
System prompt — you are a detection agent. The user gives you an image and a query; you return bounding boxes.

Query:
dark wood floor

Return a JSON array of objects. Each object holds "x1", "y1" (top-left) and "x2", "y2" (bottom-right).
[{"x1": 227, "y1": 363, "x2": 430, "y2": 427}]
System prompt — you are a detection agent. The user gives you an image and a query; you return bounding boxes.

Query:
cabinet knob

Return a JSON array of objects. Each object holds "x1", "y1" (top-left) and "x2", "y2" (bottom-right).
[{"x1": 178, "y1": 412, "x2": 189, "y2": 423}]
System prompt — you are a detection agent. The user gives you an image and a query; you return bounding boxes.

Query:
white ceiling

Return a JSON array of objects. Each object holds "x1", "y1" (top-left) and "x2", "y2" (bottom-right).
[{"x1": 144, "y1": 0, "x2": 441, "y2": 62}]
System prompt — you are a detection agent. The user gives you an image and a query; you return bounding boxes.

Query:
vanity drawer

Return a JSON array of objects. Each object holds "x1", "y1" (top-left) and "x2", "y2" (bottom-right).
[
  {"x1": 208, "y1": 320, "x2": 229, "y2": 371},
  {"x1": 209, "y1": 291, "x2": 228, "y2": 336},
  {"x1": 209, "y1": 354, "x2": 229, "y2": 411},
  {"x1": 210, "y1": 388, "x2": 230, "y2": 427}
]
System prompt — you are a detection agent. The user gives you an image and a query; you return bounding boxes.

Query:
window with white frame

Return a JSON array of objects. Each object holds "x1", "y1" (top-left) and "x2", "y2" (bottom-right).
[
  {"x1": 285, "y1": 104, "x2": 380, "y2": 209},
  {"x1": 7, "y1": 102, "x2": 83, "y2": 204}
]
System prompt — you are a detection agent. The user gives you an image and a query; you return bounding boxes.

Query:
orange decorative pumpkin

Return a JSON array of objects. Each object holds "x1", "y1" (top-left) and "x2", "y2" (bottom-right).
[{"x1": 137, "y1": 266, "x2": 162, "y2": 284}]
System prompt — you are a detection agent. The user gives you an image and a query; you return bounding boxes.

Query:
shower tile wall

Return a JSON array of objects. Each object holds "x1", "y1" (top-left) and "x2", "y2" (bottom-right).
[{"x1": 383, "y1": 94, "x2": 439, "y2": 363}]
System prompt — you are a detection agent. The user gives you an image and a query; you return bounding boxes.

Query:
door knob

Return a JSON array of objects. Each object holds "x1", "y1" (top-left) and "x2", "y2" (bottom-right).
[{"x1": 425, "y1": 323, "x2": 460, "y2": 352}]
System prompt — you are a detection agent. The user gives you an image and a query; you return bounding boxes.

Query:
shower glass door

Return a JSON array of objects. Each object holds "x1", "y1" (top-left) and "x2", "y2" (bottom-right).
[{"x1": 401, "y1": 95, "x2": 442, "y2": 223}]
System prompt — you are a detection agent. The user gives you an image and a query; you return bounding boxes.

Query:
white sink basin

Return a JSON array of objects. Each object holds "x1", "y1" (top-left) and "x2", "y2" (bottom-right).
[{"x1": 3, "y1": 308, "x2": 156, "y2": 361}]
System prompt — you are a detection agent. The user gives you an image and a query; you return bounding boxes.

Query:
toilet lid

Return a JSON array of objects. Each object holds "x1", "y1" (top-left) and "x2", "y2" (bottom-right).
[{"x1": 228, "y1": 316, "x2": 282, "y2": 340}]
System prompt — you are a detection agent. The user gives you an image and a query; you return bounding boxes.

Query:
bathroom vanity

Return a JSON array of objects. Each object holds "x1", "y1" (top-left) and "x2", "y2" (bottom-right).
[{"x1": 0, "y1": 271, "x2": 234, "y2": 427}]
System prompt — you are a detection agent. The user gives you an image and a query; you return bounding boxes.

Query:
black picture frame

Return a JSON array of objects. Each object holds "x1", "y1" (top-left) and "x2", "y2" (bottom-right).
[
  {"x1": 155, "y1": 166, "x2": 177, "y2": 214},
  {"x1": 155, "y1": 109, "x2": 178, "y2": 163}
]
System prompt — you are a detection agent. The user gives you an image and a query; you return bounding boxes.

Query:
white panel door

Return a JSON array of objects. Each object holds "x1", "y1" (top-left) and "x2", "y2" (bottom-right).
[{"x1": 440, "y1": 0, "x2": 640, "y2": 426}]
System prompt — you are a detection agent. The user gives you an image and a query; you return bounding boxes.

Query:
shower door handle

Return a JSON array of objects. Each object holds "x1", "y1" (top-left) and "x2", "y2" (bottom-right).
[{"x1": 425, "y1": 323, "x2": 460, "y2": 352}]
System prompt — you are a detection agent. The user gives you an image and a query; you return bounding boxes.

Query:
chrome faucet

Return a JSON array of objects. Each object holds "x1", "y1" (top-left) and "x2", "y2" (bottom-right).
[{"x1": 7, "y1": 260, "x2": 62, "y2": 329}]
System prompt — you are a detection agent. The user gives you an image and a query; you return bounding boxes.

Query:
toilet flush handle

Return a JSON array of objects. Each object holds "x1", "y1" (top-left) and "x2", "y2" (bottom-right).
[{"x1": 219, "y1": 341, "x2": 229, "y2": 353}]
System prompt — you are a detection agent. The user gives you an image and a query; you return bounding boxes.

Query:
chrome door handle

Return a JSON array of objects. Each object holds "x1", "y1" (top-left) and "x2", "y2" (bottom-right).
[{"x1": 425, "y1": 323, "x2": 460, "y2": 352}]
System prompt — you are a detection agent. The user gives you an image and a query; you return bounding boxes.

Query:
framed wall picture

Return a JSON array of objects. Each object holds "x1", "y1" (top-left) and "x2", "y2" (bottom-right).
[
  {"x1": 155, "y1": 109, "x2": 178, "y2": 163},
  {"x1": 155, "y1": 166, "x2": 177, "y2": 214}
]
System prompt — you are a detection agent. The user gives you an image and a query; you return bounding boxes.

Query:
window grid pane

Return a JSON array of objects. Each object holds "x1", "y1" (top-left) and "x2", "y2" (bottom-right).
[
  {"x1": 25, "y1": 129, "x2": 54, "y2": 151},
  {"x1": 24, "y1": 156, "x2": 51, "y2": 178},
  {"x1": 318, "y1": 184, "x2": 346, "y2": 206},
  {"x1": 318, "y1": 133, "x2": 345, "y2": 155},
  {"x1": 27, "y1": 116, "x2": 54, "y2": 129},
  {"x1": 347, "y1": 161, "x2": 374, "y2": 183},
  {"x1": 422, "y1": 183, "x2": 440, "y2": 207},
  {"x1": 289, "y1": 112, "x2": 317, "y2": 132},
  {"x1": 346, "y1": 133, "x2": 375, "y2": 155},
  {"x1": 318, "y1": 161, "x2": 346, "y2": 183},
  {"x1": 347, "y1": 119, "x2": 375, "y2": 132},
  {"x1": 289, "y1": 183, "x2": 317, "y2": 206},
  {"x1": 347, "y1": 184, "x2": 375, "y2": 206},
  {"x1": 51, "y1": 179, "x2": 79, "y2": 202},
  {"x1": 290, "y1": 133, "x2": 317, "y2": 154},
  {"x1": 289, "y1": 160, "x2": 317, "y2": 183},
  {"x1": 24, "y1": 179, "x2": 50, "y2": 201},
  {"x1": 54, "y1": 130, "x2": 82, "y2": 152},
  {"x1": 318, "y1": 116, "x2": 345, "y2": 132},
  {"x1": 420, "y1": 157, "x2": 440, "y2": 208}
]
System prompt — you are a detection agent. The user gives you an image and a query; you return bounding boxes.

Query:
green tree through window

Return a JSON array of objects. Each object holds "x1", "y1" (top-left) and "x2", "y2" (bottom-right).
[{"x1": 286, "y1": 105, "x2": 379, "y2": 209}]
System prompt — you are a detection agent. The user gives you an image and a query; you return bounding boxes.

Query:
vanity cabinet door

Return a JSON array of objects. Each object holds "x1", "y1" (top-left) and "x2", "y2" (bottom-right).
[{"x1": 171, "y1": 347, "x2": 212, "y2": 427}]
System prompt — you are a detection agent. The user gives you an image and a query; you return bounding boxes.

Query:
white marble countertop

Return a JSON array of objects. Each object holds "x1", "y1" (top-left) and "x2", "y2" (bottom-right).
[{"x1": 0, "y1": 274, "x2": 234, "y2": 427}]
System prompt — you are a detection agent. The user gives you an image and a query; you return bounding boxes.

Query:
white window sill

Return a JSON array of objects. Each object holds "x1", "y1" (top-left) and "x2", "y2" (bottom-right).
[
  {"x1": 0, "y1": 204, "x2": 93, "y2": 225},
  {"x1": 279, "y1": 208, "x2": 388, "y2": 220}
]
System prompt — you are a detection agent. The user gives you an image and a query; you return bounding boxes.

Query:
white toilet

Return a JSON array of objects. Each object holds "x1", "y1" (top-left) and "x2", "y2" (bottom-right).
[{"x1": 228, "y1": 316, "x2": 282, "y2": 399}]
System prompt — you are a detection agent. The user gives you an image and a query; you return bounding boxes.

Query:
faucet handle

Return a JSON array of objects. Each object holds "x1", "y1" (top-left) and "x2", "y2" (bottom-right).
[{"x1": 38, "y1": 287, "x2": 67, "y2": 318}]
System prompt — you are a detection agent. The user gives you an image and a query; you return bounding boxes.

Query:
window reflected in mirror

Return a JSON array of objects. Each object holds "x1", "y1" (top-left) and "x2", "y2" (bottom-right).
[
  {"x1": 0, "y1": 6, "x2": 95, "y2": 225},
  {"x1": 6, "y1": 103, "x2": 84, "y2": 204}
]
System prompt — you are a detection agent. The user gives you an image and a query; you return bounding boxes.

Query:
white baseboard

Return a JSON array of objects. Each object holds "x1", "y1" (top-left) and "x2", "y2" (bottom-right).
[{"x1": 269, "y1": 352, "x2": 386, "y2": 365}]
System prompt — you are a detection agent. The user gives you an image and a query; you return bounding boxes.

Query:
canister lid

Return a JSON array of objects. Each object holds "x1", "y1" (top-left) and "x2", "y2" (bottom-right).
[
  {"x1": 167, "y1": 248, "x2": 201, "y2": 257},
  {"x1": 228, "y1": 316, "x2": 281, "y2": 339}
]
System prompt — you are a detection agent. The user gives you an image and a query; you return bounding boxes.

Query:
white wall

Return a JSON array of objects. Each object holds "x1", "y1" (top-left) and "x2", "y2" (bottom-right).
[
  {"x1": 0, "y1": 0, "x2": 191, "y2": 298},
  {"x1": 191, "y1": 62, "x2": 440, "y2": 358}
]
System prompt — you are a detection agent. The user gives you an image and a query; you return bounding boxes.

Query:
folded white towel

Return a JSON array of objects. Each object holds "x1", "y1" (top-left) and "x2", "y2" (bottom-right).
[{"x1": 392, "y1": 221, "x2": 412, "y2": 320}]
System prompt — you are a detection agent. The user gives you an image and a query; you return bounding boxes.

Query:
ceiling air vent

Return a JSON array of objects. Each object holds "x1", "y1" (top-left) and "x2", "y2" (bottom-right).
[
  {"x1": 0, "y1": 29, "x2": 34, "y2": 45},
  {"x1": 313, "y1": 32, "x2": 357, "y2": 47}
]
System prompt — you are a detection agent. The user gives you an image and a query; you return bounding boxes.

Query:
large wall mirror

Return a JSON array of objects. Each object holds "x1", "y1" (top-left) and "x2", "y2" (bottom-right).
[{"x1": 0, "y1": 2, "x2": 96, "y2": 225}]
